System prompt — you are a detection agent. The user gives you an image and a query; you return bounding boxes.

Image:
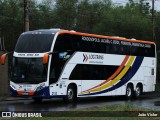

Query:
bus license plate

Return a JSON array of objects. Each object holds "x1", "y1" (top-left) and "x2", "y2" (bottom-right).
[{"x1": 22, "y1": 92, "x2": 28, "y2": 95}]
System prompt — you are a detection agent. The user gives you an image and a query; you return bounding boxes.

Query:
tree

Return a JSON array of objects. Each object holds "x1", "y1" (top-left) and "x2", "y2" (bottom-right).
[
  {"x1": 0, "y1": 0, "x2": 23, "y2": 51},
  {"x1": 155, "y1": 12, "x2": 160, "y2": 49},
  {"x1": 0, "y1": 0, "x2": 158, "y2": 52},
  {"x1": 54, "y1": 0, "x2": 78, "y2": 29},
  {"x1": 30, "y1": 0, "x2": 55, "y2": 29}
]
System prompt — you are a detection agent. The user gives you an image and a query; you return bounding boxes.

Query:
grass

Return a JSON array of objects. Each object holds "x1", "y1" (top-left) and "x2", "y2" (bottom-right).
[{"x1": 80, "y1": 104, "x2": 146, "y2": 111}]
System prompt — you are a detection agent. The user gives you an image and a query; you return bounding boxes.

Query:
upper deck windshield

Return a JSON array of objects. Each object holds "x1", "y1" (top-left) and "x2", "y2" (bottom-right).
[
  {"x1": 15, "y1": 33, "x2": 55, "y2": 53},
  {"x1": 11, "y1": 57, "x2": 48, "y2": 84}
]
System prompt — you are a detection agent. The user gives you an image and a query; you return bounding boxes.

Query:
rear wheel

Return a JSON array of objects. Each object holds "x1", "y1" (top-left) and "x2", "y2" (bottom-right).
[
  {"x1": 134, "y1": 85, "x2": 142, "y2": 99},
  {"x1": 63, "y1": 85, "x2": 77, "y2": 103},
  {"x1": 126, "y1": 85, "x2": 133, "y2": 99}
]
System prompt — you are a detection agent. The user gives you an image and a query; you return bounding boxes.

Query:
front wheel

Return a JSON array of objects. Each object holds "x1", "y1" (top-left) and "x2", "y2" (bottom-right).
[{"x1": 63, "y1": 85, "x2": 77, "y2": 103}]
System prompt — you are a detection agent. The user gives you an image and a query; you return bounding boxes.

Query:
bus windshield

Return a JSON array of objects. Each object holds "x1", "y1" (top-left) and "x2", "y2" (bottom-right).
[
  {"x1": 11, "y1": 57, "x2": 48, "y2": 84},
  {"x1": 15, "y1": 33, "x2": 54, "y2": 53}
]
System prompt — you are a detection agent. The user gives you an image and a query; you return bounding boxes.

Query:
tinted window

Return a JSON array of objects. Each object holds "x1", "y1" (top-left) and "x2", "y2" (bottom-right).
[
  {"x1": 15, "y1": 34, "x2": 54, "y2": 53},
  {"x1": 69, "y1": 64, "x2": 119, "y2": 80},
  {"x1": 130, "y1": 43, "x2": 155, "y2": 57},
  {"x1": 11, "y1": 57, "x2": 48, "y2": 84},
  {"x1": 54, "y1": 35, "x2": 74, "y2": 52},
  {"x1": 54, "y1": 34, "x2": 155, "y2": 57}
]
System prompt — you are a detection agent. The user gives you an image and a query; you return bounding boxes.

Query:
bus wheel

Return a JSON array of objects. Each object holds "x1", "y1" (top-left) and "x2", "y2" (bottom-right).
[
  {"x1": 64, "y1": 85, "x2": 77, "y2": 103},
  {"x1": 134, "y1": 85, "x2": 142, "y2": 99},
  {"x1": 126, "y1": 85, "x2": 133, "y2": 99},
  {"x1": 32, "y1": 97, "x2": 42, "y2": 102}
]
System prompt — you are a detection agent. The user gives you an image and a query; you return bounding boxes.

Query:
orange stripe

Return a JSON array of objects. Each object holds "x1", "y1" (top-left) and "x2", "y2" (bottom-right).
[
  {"x1": 103, "y1": 55, "x2": 129, "y2": 83},
  {"x1": 58, "y1": 31, "x2": 155, "y2": 45},
  {"x1": 85, "y1": 55, "x2": 129, "y2": 91},
  {"x1": 17, "y1": 91, "x2": 35, "y2": 96}
]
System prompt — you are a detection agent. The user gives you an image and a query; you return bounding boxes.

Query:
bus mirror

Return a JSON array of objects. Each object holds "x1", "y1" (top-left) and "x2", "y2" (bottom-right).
[
  {"x1": 43, "y1": 53, "x2": 49, "y2": 64},
  {"x1": 0, "y1": 53, "x2": 7, "y2": 65}
]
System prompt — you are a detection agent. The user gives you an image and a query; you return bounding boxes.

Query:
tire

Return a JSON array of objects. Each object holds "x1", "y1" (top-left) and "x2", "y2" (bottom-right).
[
  {"x1": 63, "y1": 85, "x2": 77, "y2": 103},
  {"x1": 32, "y1": 97, "x2": 43, "y2": 102},
  {"x1": 126, "y1": 85, "x2": 133, "y2": 99},
  {"x1": 134, "y1": 85, "x2": 142, "y2": 99}
]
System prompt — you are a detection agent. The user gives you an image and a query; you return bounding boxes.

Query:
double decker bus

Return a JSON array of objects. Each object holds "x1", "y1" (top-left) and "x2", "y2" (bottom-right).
[{"x1": 1, "y1": 29, "x2": 156, "y2": 102}]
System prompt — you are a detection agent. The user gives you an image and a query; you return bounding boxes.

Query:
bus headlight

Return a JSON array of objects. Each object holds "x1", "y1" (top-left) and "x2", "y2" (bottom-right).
[{"x1": 11, "y1": 84, "x2": 16, "y2": 90}]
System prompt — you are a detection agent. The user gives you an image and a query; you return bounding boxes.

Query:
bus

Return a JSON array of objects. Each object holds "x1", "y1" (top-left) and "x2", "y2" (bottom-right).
[{"x1": 0, "y1": 29, "x2": 156, "y2": 102}]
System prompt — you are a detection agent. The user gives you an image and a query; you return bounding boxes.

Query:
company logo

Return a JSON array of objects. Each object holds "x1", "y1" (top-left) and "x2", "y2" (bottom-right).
[
  {"x1": 2, "y1": 112, "x2": 11, "y2": 117},
  {"x1": 1, "y1": 112, "x2": 42, "y2": 118},
  {"x1": 83, "y1": 54, "x2": 88, "y2": 63},
  {"x1": 83, "y1": 54, "x2": 104, "y2": 63}
]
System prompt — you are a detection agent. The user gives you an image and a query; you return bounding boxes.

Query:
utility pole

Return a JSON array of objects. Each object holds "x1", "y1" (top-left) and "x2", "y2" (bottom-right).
[
  {"x1": 152, "y1": 0, "x2": 155, "y2": 41},
  {"x1": 0, "y1": 28, "x2": 2, "y2": 51},
  {"x1": 24, "y1": 0, "x2": 29, "y2": 31}
]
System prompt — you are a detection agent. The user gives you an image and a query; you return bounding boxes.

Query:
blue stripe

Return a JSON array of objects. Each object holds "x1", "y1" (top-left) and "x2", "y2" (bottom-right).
[{"x1": 79, "y1": 56, "x2": 144, "y2": 96}]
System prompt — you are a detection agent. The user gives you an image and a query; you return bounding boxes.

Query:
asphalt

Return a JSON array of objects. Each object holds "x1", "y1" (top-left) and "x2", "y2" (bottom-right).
[
  {"x1": 0, "y1": 96, "x2": 31, "y2": 101},
  {"x1": 0, "y1": 91, "x2": 159, "y2": 102}
]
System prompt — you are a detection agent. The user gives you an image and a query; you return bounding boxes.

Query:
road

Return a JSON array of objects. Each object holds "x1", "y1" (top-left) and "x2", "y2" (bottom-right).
[{"x1": 0, "y1": 93, "x2": 160, "y2": 112}]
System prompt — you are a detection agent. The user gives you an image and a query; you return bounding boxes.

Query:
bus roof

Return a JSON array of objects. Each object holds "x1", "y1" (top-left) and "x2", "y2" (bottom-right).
[
  {"x1": 22, "y1": 28, "x2": 62, "y2": 35},
  {"x1": 23, "y1": 29, "x2": 155, "y2": 45},
  {"x1": 58, "y1": 30, "x2": 155, "y2": 45}
]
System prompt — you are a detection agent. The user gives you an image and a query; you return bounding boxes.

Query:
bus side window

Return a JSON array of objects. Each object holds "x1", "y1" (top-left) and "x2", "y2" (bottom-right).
[
  {"x1": 100, "y1": 43, "x2": 106, "y2": 53},
  {"x1": 131, "y1": 46, "x2": 137, "y2": 56},
  {"x1": 49, "y1": 56, "x2": 56, "y2": 84},
  {"x1": 151, "y1": 45, "x2": 155, "y2": 57},
  {"x1": 123, "y1": 45, "x2": 130, "y2": 55},
  {"x1": 113, "y1": 46, "x2": 117, "y2": 54},
  {"x1": 106, "y1": 45, "x2": 110, "y2": 53},
  {"x1": 92, "y1": 42, "x2": 97, "y2": 53},
  {"x1": 144, "y1": 49, "x2": 148, "y2": 56},
  {"x1": 76, "y1": 42, "x2": 81, "y2": 51}
]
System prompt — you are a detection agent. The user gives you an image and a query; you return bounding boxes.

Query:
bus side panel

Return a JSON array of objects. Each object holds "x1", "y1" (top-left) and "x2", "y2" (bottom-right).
[
  {"x1": 81, "y1": 80, "x2": 103, "y2": 97},
  {"x1": 143, "y1": 57, "x2": 156, "y2": 92},
  {"x1": 130, "y1": 57, "x2": 156, "y2": 92}
]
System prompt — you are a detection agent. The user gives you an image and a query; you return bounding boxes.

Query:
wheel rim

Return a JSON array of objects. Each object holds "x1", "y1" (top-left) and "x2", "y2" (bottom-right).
[
  {"x1": 127, "y1": 87, "x2": 131, "y2": 97},
  {"x1": 136, "y1": 87, "x2": 141, "y2": 96},
  {"x1": 67, "y1": 88, "x2": 73, "y2": 100}
]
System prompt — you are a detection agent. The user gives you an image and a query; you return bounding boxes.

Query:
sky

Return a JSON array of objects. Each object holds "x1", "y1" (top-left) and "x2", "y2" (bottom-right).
[{"x1": 112, "y1": 0, "x2": 160, "y2": 11}]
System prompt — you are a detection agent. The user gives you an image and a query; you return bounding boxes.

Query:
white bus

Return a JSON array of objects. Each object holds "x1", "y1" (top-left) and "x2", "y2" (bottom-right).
[{"x1": 1, "y1": 29, "x2": 156, "y2": 102}]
